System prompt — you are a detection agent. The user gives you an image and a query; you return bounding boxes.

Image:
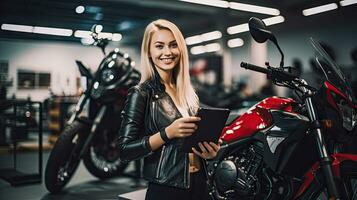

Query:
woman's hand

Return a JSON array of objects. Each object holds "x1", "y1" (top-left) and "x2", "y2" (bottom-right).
[
  {"x1": 165, "y1": 117, "x2": 200, "y2": 139},
  {"x1": 192, "y1": 139, "x2": 222, "y2": 159}
]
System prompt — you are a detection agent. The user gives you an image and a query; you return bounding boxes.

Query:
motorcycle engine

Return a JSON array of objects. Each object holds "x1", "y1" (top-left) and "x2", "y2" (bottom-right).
[{"x1": 214, "y1": 145, "x2": 263, "y2": 197}]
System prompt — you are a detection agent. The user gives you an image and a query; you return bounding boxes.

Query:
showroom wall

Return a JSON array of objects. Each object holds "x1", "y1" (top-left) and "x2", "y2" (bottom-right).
[
  {"x1": 1, "y1": 18, "x2": 356, "y2": 101},
  {"x1": 0, "y1": 39, "x2": 140, "y2": 101},
  {"x1": 229, "y1": 16, "x2": 357, "y2": 96}
]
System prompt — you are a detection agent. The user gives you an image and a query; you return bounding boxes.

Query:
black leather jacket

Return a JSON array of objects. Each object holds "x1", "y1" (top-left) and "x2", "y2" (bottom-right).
[{"x1": 118, "y1": 78, "x2": 194, "y2": 189}]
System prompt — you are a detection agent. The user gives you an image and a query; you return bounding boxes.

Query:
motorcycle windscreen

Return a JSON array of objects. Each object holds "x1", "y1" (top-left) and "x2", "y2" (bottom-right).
[
  {"x1": 257, "y1": 110, "x2": 310, "y2": 175},
  {"x1": 310, "y1": 37, "x2": 356, "y2": 104}
]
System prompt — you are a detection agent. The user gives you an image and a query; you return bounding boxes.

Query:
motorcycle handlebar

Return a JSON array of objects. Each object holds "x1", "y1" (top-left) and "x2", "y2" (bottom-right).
[
  {"x1": 240, "y1": 62, "x2": 298, "y2": 82},
  {"x1": 240, "y1": 62, "x2": 270, "y2": 75}
]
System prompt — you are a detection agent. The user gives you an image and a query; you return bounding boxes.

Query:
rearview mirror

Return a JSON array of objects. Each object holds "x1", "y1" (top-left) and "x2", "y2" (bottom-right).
[
  {"x1": 248, "y1": 17, "x2": 285, "y2": 68},
  {"x1": 248, "y1": 17, "x2": 272, "y2": 43}
]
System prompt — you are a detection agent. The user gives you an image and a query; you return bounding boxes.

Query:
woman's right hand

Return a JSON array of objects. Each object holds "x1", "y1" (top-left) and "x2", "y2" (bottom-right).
[{"x1": 165, "y1": 117, "x2": 201, "y2": 139}]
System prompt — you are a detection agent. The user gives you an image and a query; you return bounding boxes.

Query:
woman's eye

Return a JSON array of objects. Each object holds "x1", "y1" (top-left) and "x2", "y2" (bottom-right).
[
  {"x1": 155, "y1": 45, "x2": 163, "y2": 49},
  {"x1": 171, "y1": 43, "x2": 178, "y2": 48}
]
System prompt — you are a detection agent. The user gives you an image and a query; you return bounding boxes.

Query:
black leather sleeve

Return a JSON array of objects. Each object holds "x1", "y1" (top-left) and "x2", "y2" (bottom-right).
[{"x1": 118, "y1": 86, "x2": 152, "y2": 162}]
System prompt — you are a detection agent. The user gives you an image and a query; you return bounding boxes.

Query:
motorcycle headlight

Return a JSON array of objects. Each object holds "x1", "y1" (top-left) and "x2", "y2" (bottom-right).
[
  {"x1": 337, "y1": 101, "x2": 353, "y2": 131},
  {"x1": 101, "y1": 69, "x2": 115, "y2": 83}
]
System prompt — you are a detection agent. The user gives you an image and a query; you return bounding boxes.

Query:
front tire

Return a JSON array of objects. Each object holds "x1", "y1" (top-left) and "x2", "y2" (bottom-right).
[
  {"x1": 82, "y1": 137, "x2": 128, "y2": 179},
  {"x1": 45, "y1": 120, "x2": 90, "y2": 193},
  {"x1": 298, "y1": 161, "x2": 357, "y2": 200}
]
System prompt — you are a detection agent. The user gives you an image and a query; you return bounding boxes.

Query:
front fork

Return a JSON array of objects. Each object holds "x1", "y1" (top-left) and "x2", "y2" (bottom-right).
[{"x1": 305, "y1": 93, "x2": 340, "y2": 199}]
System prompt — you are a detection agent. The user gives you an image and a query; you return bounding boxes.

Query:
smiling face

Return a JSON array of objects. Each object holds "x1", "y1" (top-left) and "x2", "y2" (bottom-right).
[{"x1": 149, "y1": 28, "x2": 181, "y2": 74}]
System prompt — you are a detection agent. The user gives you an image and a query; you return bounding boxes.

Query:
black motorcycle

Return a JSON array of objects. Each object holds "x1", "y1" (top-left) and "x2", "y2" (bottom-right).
[{"x1": 45, "y1": 25, "x2": 140, "y2": 193}]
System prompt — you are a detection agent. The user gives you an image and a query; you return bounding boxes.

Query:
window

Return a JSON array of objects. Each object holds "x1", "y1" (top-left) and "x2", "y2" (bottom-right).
[{"x1": 17, "y1": 70, "x2": 51, "y2": 89}]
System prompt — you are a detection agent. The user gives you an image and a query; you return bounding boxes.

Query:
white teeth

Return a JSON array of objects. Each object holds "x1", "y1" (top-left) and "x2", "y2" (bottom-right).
[{"x1": 161, "y1": 58, "x2": 173, "y2": 63}]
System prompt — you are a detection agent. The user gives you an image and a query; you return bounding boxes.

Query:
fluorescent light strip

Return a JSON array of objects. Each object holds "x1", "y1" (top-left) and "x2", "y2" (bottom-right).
[
  {"x1": 1, "y1": 24, "x2": 33, "y2": 33},
  {"x1": 190, "y1": 45, "x2": 206, "y2": 55},
  {"x1": 186, "y1": 30, "x2": 222, "y2": 45},
  {"x1": 227, "y1": 38, "x2": 244, "y2": 48},
  {"x1": 229, "y1": 2, "x2": 280, "y2": 15},
  {"x1": 98, "y1": 32, "x2": 112, "y2": 39},
  {"x1": 201, "y1": 31, "x2": 222, "y2": 41},
  {"x1": 302, "y1": 3, "x2": 338, "y2": 16},
  {"x1": 179, "y1": 0, "x2": 229, "y2": 8},
  {"x1": 74, "y1": 30, "x2": 92, "y2": 38},
  {"x1": 227, "y1": 15, "x2": 284, "y2": 35},
  {"x1": 227, "y1": 23, "x2": 249, "y2": 35},
  {"x1": 190, "y1": 42, "x2": 221, "y2": 55},
  {"x1": 112, "y1": 33, "x2": 122, "y2": 41},
  {"x1": 205, "y1": 43, "x2": 221, "y2": 52},
  {"x1": 33, "y1": 26, "x2": 73, "y2": 36},
  {"x1": 340, "y1": 0, "x2": 357, "y2": 6},
  {"x1": 262, "y1": 16, "x2": 285, "y2": 26},
  {"x1": 179, "y1": 0, "x2": 280, "y2": 15}
]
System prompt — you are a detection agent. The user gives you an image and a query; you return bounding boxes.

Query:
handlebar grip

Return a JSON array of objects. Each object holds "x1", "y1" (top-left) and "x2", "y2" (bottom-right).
[{"x1": 240, "y1": 62, "x2": 270, "y2": 74}]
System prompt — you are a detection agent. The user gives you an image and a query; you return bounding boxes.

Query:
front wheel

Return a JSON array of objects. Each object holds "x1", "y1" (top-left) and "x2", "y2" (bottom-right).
[
  {"x1": 44, "y1": 120, "x2": 90, "y2": 193},
  {"x1": 82, "y1": 137, "x2": 128, "y2": 179},
  {"x1": 299, "y1": 161, "x2": 357, "y2": 200}
]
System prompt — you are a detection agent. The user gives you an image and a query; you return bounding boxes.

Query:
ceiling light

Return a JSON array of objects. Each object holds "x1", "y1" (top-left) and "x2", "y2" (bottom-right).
[
  {"x1": 227, "y1": 16, "x2": 284, "y2": 35},
  {"x1": 1, "y1": 24, "x2": 33, "y2": 33},
  {"x1": 112, "y1": 33, "x2": 122, "y2": 41},
  {"x1": 94, "y1": 25, "x2": 103, "y2": 33},
  {"x1": 98, "y1": 32, "x2": 112, "y2": 39},
  {"x1": 262, "y1": 15, "x2": 285, "y2": 26},
  {"x1": 227, "y1": 23, "x2": 249, "y2": 35},
  {"x1": 229, "y1": 2, "x2": 280, "y2": 15},
  {"x1": 33, "y1": 26, "x2": 72, "y2": 36},
  {"x1": 201, "y1": 31, "x2": 222, "y2": 41},
  {"x1": 190, "y1": 42, "x2": 221, "y2": 55},
  {"x1": 190, "y1": 45, "x2": 206, "y2": 55},
  {"x1": 75, "y1": 5, "x2": 85, "y2": 14},
  {"x1": 179, "y1": 0, "x2": 229, "y2": 8},
  {"x1": 74, "y1": 30, "x2": 91, "y2": 38},
  {"x1": 302, "y1": 3, "x2": 338, "y2": 16},
  {"x1": 81, "y1": 38, "x2": 94, "y2": 45},
  {"x1": 205, "y1": 43, "x2": 221, "y2": 52},
  {"x1": 186, "y1": 35, "x2": 203, "y2": 45},
  {"x1": 227, "y1": 38, "x2": 244, "y2": 48},
  {"x1": 340, "y1": 0, "x2": 357, "y2": 6},
  {"x1": 185, "y1": 30, "x2": 222, "y2": 45}
]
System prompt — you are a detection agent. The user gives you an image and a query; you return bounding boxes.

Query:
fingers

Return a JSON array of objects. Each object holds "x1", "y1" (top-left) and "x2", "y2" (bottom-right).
[
  {"x1": 192, "y1": 147, "x2": 203, "y2": 157},
  {"x1": 193, "y1": 142, "x2": 220, "y2": 159},
  {"x1": 178, "y1": 123, "x2": 198, "y2": 129},
  {"x1": 209, "y1": 142, "x2": 220, "y2": 152},
  {"x1": 179, "y1": 116, "x2": 201, "y2": 123},
  {"x1": 203, "y1": 142, "x2": 214, "y2": 152},
  {"x1": 198, "y1": 142, "x2": 208, "y2": 153}
]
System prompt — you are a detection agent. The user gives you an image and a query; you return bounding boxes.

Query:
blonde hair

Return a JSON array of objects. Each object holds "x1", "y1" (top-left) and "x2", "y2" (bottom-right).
[{"x1": 140, "y1": 19, "x2": 199, "y2": 114}]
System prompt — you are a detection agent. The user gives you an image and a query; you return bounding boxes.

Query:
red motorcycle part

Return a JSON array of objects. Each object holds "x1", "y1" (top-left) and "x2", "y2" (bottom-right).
[
  {"x1": 221, "y1": 97, "x2": 297, "y2": 142},
  {"x1": 294, "y1": 153, "x2": 357, "y2": 199}
]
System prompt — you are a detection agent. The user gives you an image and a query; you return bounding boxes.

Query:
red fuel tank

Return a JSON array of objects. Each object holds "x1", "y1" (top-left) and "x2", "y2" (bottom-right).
[{"x1": 221, "y1": 97, "x2": 297, "y2": 142}]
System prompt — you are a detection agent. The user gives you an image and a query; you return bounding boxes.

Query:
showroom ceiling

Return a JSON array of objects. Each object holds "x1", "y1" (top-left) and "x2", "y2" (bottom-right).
[{"x1": 0, "y1": 0, "x2": 356, "y2": 46}]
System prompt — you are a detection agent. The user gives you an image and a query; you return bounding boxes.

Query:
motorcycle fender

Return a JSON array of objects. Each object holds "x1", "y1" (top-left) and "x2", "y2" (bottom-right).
[{"x1": 294, "y1": 153, "x2": 357, "y2": 199}]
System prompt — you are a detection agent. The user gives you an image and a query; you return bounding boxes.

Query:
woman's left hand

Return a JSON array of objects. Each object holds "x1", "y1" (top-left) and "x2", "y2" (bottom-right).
[{"x1": 192, "y1": 139, "x2": 222, "y2": 159}]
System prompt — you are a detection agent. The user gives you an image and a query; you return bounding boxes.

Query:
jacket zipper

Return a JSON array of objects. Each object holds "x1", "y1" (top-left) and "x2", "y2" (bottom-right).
[
  {"x1": 152, "y1": 100, "x2": 165, "y2": 179},
  {"x1": 156, "y1": 145, "x2": 165, "y2": 178}
]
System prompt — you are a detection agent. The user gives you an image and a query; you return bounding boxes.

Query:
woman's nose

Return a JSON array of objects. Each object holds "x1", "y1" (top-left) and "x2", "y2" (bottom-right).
[{"x1": 163, "y1": 46, "x2": 172, "y2": 55}]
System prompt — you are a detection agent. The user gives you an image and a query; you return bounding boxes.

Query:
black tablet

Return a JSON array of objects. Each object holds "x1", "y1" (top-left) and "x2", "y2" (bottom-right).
[{"x1": 181, "y1": 107, "x2": 230, "y2": 153}]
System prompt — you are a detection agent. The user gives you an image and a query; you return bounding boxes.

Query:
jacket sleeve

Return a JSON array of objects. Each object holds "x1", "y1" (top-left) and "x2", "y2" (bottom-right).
[{"x1": 117, "y1": 86, "x2": 152, "y2": 162}]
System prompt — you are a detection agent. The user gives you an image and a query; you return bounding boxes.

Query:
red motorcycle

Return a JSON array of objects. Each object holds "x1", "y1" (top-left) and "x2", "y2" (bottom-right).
[{"x1": 205, "y1": 17, "x2": 357, "y2": 200}]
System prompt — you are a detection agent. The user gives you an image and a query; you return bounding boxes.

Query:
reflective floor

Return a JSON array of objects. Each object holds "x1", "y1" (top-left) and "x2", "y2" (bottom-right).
[{"x1": 0, "y1": 151, "x2": 147, "y2": 200}]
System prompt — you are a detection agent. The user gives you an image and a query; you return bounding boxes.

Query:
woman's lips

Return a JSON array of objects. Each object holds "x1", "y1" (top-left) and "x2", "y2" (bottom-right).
[{"x1": 161, "y1": 57, "x2": 175, "y2": 64}]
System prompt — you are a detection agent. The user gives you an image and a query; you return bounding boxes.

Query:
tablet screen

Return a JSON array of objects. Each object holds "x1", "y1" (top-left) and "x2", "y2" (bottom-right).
[{"x1": 181, "y1": 107, "x2": 230, "y2": 153}]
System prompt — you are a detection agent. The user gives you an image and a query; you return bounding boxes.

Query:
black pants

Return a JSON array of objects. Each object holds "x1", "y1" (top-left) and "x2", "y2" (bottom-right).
[{"x1": 145, "y1": 170, "x2": 209, "y2": 200}]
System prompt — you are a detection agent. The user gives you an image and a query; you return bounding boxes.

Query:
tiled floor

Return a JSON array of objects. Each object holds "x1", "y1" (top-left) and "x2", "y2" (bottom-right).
[{"x1": 0, "y1": 151, "x2": 147, "y2": 200}]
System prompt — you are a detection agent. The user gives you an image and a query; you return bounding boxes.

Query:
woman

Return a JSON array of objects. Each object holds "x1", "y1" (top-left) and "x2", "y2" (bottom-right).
[{"x1": 118, "y1": 19, "x2": 221, "y2": 200}]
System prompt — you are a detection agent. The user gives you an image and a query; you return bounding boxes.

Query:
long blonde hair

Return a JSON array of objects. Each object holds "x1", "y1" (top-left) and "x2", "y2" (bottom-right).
[{"x1": 140, "y1": 19, "x2": 199, "y2": 114}]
